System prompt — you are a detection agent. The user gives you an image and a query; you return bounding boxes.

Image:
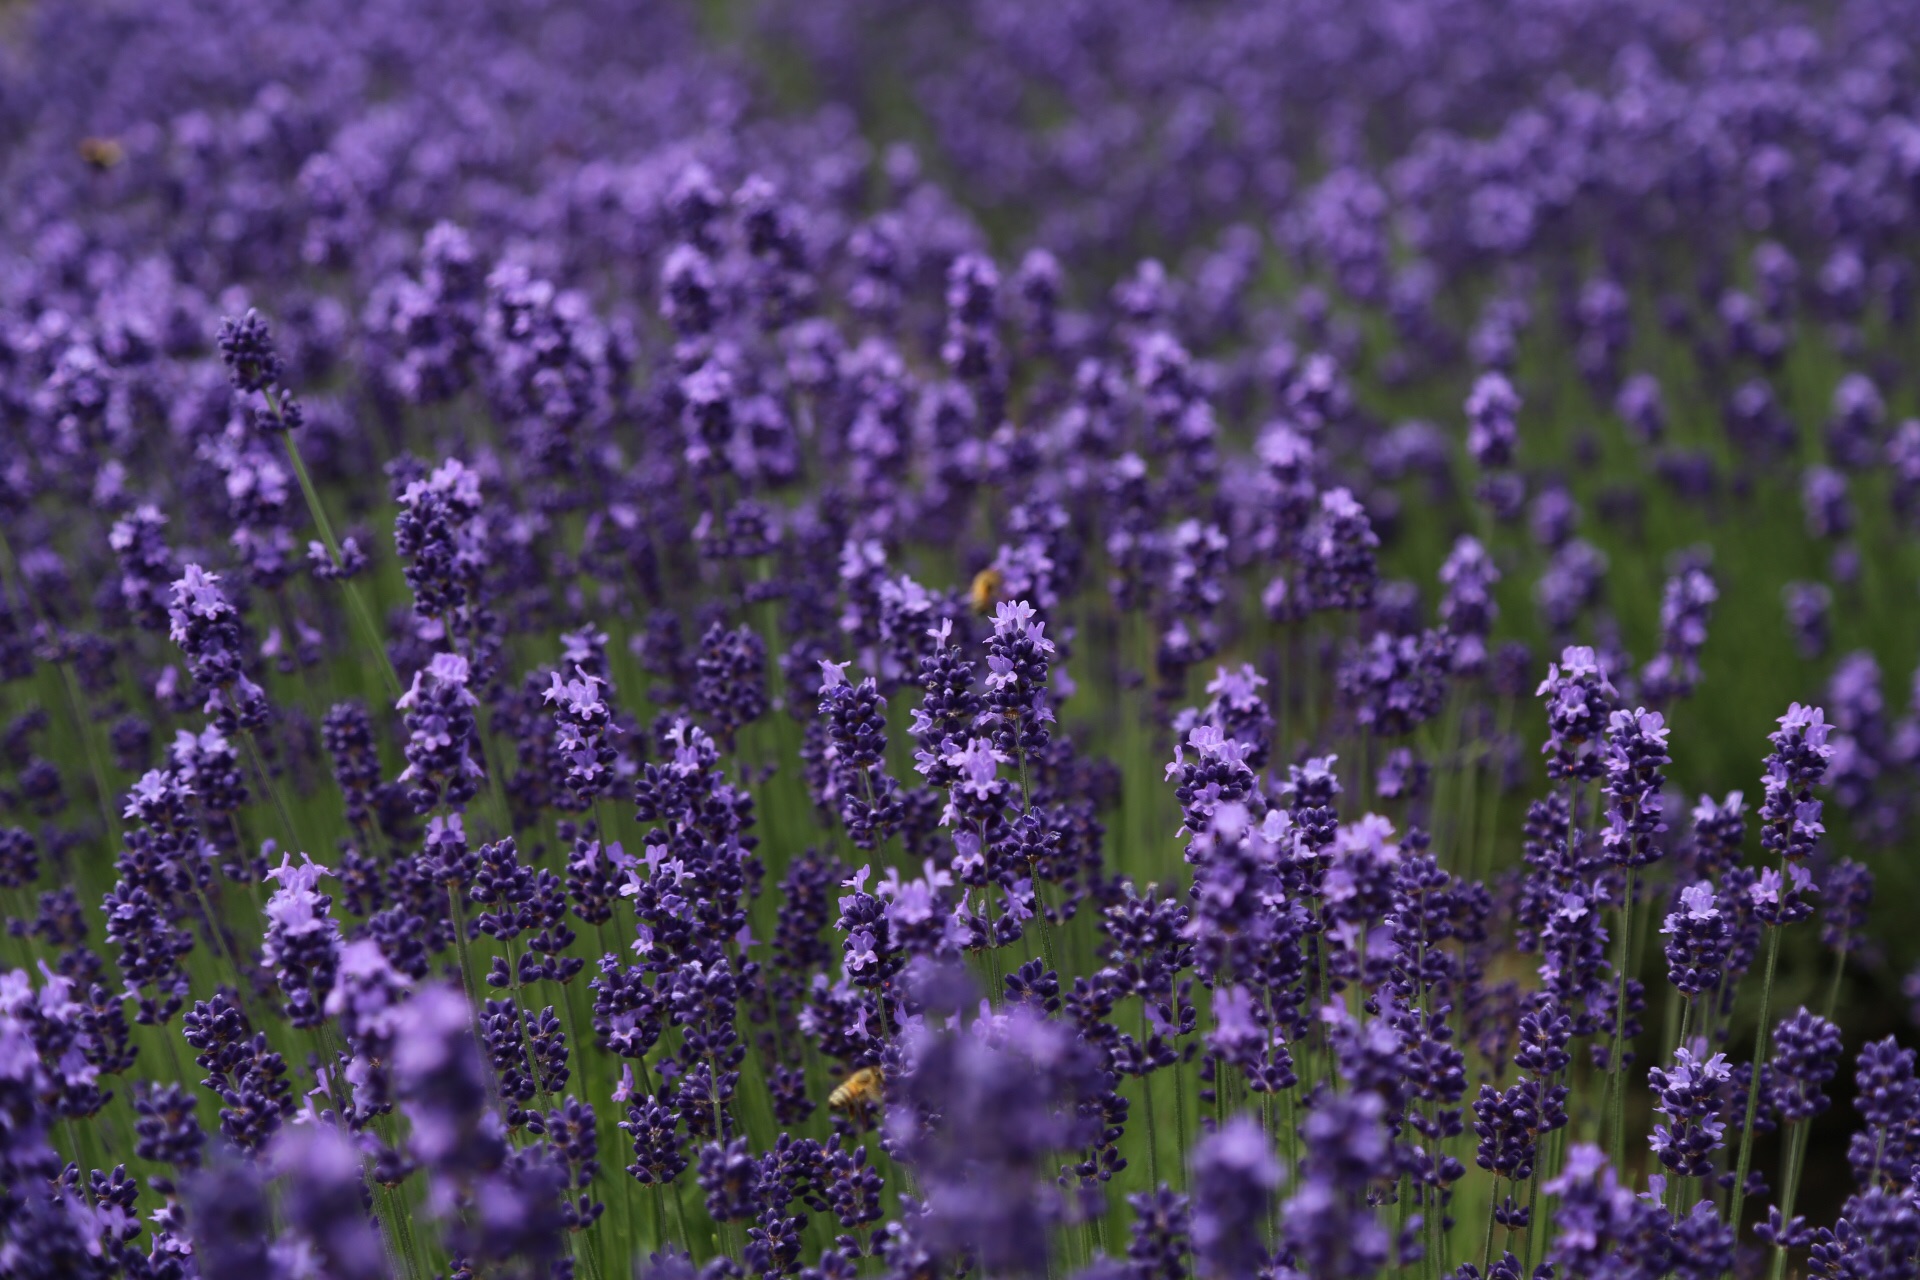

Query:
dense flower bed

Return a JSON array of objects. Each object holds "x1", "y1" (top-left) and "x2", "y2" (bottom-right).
[{"x1": 4, "y1": 2, "x2": 1920, "y2": 1278}]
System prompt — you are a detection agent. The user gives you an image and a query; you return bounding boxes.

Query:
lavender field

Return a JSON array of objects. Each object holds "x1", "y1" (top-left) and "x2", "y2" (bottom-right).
[{"x1": 5, "y1": 2, "x2": 1920, "y2": 1277}]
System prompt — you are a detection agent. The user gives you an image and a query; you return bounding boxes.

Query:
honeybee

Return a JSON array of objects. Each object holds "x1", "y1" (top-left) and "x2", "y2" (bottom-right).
[
  {"x1": 78, "y1": 137, "x2": 125, "y2": 170},
  {"x1": 829, "y1": 1065, "x2": 884, "y2": 1113},
  {"x1": 969, "y1": 566, "x2": 1003, "y2": 616}
]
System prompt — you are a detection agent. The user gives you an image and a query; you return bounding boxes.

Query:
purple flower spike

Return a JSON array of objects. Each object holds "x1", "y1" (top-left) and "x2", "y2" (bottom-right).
[
  {"x1": 1662, "y1": 881, "x2": 1730, "y2": 998},
  {"x1": 1191, "y1": 1117, "x2": 1281, "y2": 1280},
  {"x1": 1602, "y1": 708, "x2": 1670, "y2": 869},
  {"x1": 167, "y1": 565, "x2": 269, "y2": 731},
  {"x1": 1760, "y1": 704, "x2": 1833, "y2": 862},
  {"x1": 397, "y1": 652, "x2": 484, "y2": 815},
  {"x1": 1537, "y1": 646, "x2": 1618, "y2": 783}
]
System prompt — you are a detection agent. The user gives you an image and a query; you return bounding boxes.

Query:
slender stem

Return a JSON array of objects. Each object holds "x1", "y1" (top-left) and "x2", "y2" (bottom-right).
[
  {"x1": 1522, "y1": 1164, "x2": 1541, "y2": 1276},
  {"x1": 1171, "y1": 1033, "x2": 1191, "y2": 1191},
  {"x1": 505, "y1": 935, "x2": 553, "y2": 1112},
  {"x1": 277, "y1": 425, "x2": 401, "y2": 700},
  {"x1": 1482, "y1": 1180, "x2": 1499, "y2": 1273},
  {"x1": 1426, "y1": 1174, "x2": 1441, "y2": 1280},
  {"x1": 1823, "y1": 945, "x2": 1846, "y2": 1022},
  {"x1": 0, "y1": 528, "x2": 121, "y2": 846},
  {"x1": 667, "y1": 1179, "x2": 695, "y2": 1254},
  {"x1": 191, "y1": 881, "x2": 258, "y2": 1025},
  {"x1": 983, "y1": 892, "x2": 1004, "y2": 998},
  {"x1": 1730, "y1": 920, "x2": 1783, "y2": 1245},
  {"x1": 1139, "y1": 1007, "x2": 1161, "y2": 1193},
  {"x1": 1476, "y1": 696, "x2": 1515, "y2": 884},
  {"x1": 387, "y1": 1181, "x2": 427, "y2": 1280},
  {"x1": 58, "y1": 659, "x2": 119, "y2": 843},
  {"x1": 1015, "y1": 738, "x2": 1031, "y2": 811},
  {"x1": 1458, "y1": 723, "x2": 1482, "y2": 886},
  {"x1": 647, "y1": 1180, "x2": 665, "y2": 1257},
  {"x1": 551, "y1": 980, "x2": 609, "y2": 1280},
  {"x1": 61, "y1": 1118, "x2": 95, "y2": 1201},
  {"x1": 1608, "y1": 867, "x2": 1637, "y2": 1172},
  {"x1": 243, "y1": 730, "x2": 303, "y2": 854},
  {"x1": 396, "y1": 1190, "x2": 430, "y2": 1280},
  {"x1": 1769, "y1": 1120, "x2": 1810, "y2": 1280},
  {"x1": 447, "y1": 883, "x2": 477, "y2": 1004},
  {"x1": 161, "y1": 1021, "x2": 191, "y2": 1087},
  {"x1": 1031, "y1": 867, "x2": 1059, "y2": 972}
]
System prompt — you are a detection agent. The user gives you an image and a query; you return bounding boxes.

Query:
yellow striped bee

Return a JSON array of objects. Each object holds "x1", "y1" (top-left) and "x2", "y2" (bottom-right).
[
  {"x1": 829, "y1": 1065, "x2": 884, "y2": 1113},
  {"x1": 78, "y1": 137, "x2": 126, "y2": 171},
  {"x1": 969, "y1": 566, "x2": 1004, "y2": 616}
]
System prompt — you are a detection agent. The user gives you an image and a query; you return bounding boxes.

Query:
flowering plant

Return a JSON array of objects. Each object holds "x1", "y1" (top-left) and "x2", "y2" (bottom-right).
[{"x1": 4, "y1": 4, "x2": 1920, "y2": 1280}]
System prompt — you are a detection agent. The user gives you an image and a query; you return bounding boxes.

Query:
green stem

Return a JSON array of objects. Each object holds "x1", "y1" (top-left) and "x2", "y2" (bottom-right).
[
  {"x1": 191, "y1": 881, "x2": 258, "y2": 1025},
  {"x1": 1031, "y1": 867, "x2": 1059, "y2": 972},
  {"x1": 1139, "y1": 1008, "x2": 1161, "y2": 1193},
  {"x1": 58, "y1": 660, "x2": 119, "y2": 845},
  {"x1": 1607, "y1": 867, "x2": 1637, "y2": 1173},
  {"x1": 983, "y1": 891, "x2": 1004, "y2": 998},
  {"x1": 1823, "y1": 946, "x2": 1846, "y2": 1022},
  {"x1": 1522, "y1": 1163, "x2": 1541, "y2": 1277},
  {"x1": 386, "y1": 1182, "x2": 427, "y2": 1280},
  {"x1": 447, "y1": 884, "x2": 477, "y2": 1005},
  {"x1": 243, "y1": 730, "x2": 304, "y2": 855},
  {"x1": 1769, "y1": 1120, "x2": 1810, "y2": 1280},
  {"x1": 1476, "y1": 696, "x2": 1515, "y2": 884},
  {"x1": 277, "y1": 426, "x2": 401, "y2": 700},
  {"x1": 505, "y1": 935, "x2": 554, "y2": 1113},
  {"x1": 667, "y1": 1180, "x2": 695, "y2": 1255},
  {"x1": 161, "y1": 1022, "x2": 191, "y2": 1088},
  {"x1": 1482, "y1": 1180, "x2": 1499, "y2": 1274},
  {"x1": 1730, "y1": 920, "x2": 1783, "y2": 1246},
  {"x1": 0, "y1": 529, "x2": 121, "y2": 848},
  {"x1": 1171, "y1": 1033, "x2": 1191, "y2": 1191}
]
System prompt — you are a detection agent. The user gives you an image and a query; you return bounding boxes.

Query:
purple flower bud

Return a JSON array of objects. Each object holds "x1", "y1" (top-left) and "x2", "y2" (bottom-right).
[
  {"x1": 1615, "y1": 373, "x2": 1666, "y2": 444},
  {"x1": 394, "y1": 458, "x2": 486, "y2": 624},
  {"x1": 271, "y1": 1125, "x2": 387, "y2": 1280},
  {"x1": 1283, "y1": 1091, "x2": 1395, "y2": 1279},
  {"x1": 1802, "y1": 466, "x2": 1854, "y2": 540},
  {"x1": 182, "y1": 1158, "x2": 275, "y2": 1276},
  {"x1": 392, "y1": 983, "x2": 503, "y2": 1175},
  {"x1": 545, "y1": 662, "x2": 621, "y2": 800},
  {"x1": 1301, "y1": 489, "x2": 1378, "y2": 613},
  {"x1": 1544, "y1": 1145, "x2": 1669, "y2": 1273},
  {"x1": 1649, "y1": 1048, "x2": 1732, "y2": 1177},
  {"x1": 218, "y1": 310, "x2": 284, "y2": 394},
  {"x1": 1750, "y1": 864, "x2": 1817, "y2": 928},
  {"x1": 1537, "y1": 646, "x2": 1618, "y2": 783},
  {"x1": 1760, "y1": 704, "x2": 1832, "y2": 862},
  {"x1": 1602, "y1": 708, "x2": 1670, "y2": 868},
  {"x1": 1782, "y1": 581, "x2": 1832, "y2": 660},
  {"x1": 1466, "y1": 371, "x2": 1520, "y2": 469},
  {"x1": 1641, "y1": 566, "x2": 1717, "y2": 703},
  {"x1": 397, "y1": 652, "x2": 484, "y2": 814},
  {"x1": 1662, "y1": 881, "x2": 1731, "y2": 997},
  {"x1": 167, "y1": 565, "x2": 268, "y2": 730},
  {"x1": 1191, "y1": 1117, "x2": 1281, "y2": 1280},
  {"x1": 262, "y1": 852, "x2": 341, "y2": 1028},
  {"x1": 892, "y1": 1008, "x2": 1109, "y2": 1274},
  {"x1": 1763, "y1": 1008, "x2": 1843, "y2": 1127},
  {"x1": 1685, "y1": 790, "x2": 1746, "y2": 879}
]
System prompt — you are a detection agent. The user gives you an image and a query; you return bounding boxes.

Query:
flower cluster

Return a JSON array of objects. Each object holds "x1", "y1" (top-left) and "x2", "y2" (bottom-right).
[{"x1": 5, "y1": 3, "x2": 1920, "y2": 1278}]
